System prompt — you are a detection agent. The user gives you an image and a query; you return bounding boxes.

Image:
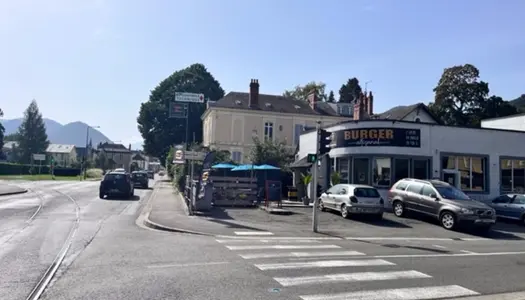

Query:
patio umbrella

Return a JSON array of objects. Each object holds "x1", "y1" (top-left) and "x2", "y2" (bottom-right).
[
  {"x1": 230, "y1": 164, "x2": 256, "y2": 171},
  {"x1": 254, "y1": 164, "x2": 280, "y2": 170},
  {"x1": 211, "y1": 163, "x2": 237, "y2": 169}
]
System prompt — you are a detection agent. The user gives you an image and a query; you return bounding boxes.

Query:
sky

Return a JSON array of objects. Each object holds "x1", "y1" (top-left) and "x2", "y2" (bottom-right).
[{"x1": 1, "y1": 0, "x2": 524, "y2": 146}]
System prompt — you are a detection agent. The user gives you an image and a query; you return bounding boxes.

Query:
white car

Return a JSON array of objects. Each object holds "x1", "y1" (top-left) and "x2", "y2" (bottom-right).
[{"x1": 318, "y1": 184, "x2": 384, "y2": 219}]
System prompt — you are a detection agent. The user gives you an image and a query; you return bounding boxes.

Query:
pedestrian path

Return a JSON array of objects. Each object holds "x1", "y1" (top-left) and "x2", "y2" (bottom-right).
[{"x1": 215, "y1": 237, "x2": 480, "y2": 300}]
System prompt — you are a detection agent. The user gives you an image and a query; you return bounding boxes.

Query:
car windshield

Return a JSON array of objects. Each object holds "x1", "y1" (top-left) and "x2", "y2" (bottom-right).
[
  {"x1": 434, "y1": 185, "x2": 471, "y2": 201},
  {"x1": 354, "y1": 188, "x2": 380, "y2": 198},
  {"x1": 105, "y1": 174, "x2": 125, "y2": 181},
  {"x1": 133, "y1": 173, "x2": 145, "y2": 177}
]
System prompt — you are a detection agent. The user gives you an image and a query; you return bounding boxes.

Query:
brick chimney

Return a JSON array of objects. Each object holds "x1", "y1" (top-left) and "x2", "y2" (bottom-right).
[
  {"x1": 249, "y1": 79, "x2": 259, "y2": 108},
  {"x1": 353, "y1": 92, "x2": 364, "y2": 120},
  {"x1": 128, "y1": 143, "x2": 131, "y2": 150},
  {"x1": 367, "y1": 91, "x2": 374, "y2": 116},
  {"x1": 307, "y1": 90, "x2": 318, "y2": 110}
]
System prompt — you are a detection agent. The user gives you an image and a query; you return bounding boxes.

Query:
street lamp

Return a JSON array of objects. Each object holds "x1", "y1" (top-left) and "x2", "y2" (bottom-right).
[{"x1": 84, "y1": 125, "x2": 100, "y2": 179}]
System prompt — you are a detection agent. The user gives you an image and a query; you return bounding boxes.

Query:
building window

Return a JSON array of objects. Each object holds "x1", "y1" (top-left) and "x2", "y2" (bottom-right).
[
  {"x1": 500, "y1": 159, "x2": 525, "y2": 193},
  {"x1": 353, "y1": 158, "x2": 369, "y2": 185},
  {"x1": 413, "y1": 159, "x2": 429, "y2": 180},
  {"x1": 394, "y1": 159, "x2": 410, "y2": 183},
  {"x1": 441, "y1": 155, "x2": 486, "y2": 191},
  {"x1": 373, "y1": 157, "x2": 391, "y2": 187},
  {"x1": 336, "y1": 158, "x2": 350, "y2": 183},
  {"x1": 294, "y1": 124, "x2": 304, "y2": 146},
  {"x1": 264, "y1": 122, "x2": 273, "y2": 140},
  {"x1": 232, "y1": 151, "x2": 242, "y2": 163}
]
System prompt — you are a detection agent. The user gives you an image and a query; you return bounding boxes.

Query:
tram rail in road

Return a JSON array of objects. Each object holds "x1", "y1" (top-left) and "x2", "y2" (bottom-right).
[{"x1": 25, "y1": 189, "x2": 80, "y2": 300}]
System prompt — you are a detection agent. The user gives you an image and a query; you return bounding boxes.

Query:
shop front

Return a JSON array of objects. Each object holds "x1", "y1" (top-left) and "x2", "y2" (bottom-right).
[{"x1": 297, "y1": 119, "x2": 525, "y2": 202}]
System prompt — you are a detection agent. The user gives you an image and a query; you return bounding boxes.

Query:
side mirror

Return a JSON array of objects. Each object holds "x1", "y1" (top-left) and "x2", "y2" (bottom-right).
[
  {"x1": 326, "y1": 191, "x2": 331, "y2": 195},
  {"x1": 429, "y1": 193, "x2": 438, "y2": 200}
]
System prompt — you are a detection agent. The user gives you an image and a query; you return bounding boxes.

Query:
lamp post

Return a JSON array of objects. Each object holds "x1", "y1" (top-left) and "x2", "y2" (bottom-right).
[{"x1": 84, "y1": 125, "x2": 100, "y2": 179}]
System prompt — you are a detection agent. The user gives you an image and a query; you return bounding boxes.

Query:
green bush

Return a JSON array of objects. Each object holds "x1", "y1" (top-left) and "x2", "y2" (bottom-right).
[
  {"x1": 0, "y1": 162, "x2": 81, "y2": 176},
  {"x1": 86, "y1": 168, "x2": 103, "y2": 179}
]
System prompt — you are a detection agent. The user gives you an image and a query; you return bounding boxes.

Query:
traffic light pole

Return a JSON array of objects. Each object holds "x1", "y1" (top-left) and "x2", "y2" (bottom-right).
[{"x1": 312, "y1": 121, "x2": 321, "y2": 233}]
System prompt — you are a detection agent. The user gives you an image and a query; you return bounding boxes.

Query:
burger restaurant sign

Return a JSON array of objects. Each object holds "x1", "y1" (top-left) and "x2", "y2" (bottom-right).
[{"x1": 330, "y1": 128, "x2": 421, "y2": 148}]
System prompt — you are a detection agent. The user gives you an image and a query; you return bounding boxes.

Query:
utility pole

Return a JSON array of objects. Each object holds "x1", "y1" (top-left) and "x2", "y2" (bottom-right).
[{"x1": 312, "y1": 121, "x2": 321, "y2": 233}]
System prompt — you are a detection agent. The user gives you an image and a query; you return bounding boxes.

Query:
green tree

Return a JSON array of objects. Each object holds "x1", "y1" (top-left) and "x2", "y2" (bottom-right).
[
  {"x1": 17, "y1": 100, "x2": 49, "y2": 163},
  {"x1": 339, "y1": 78, "x2": 362, "y2": 103},
  {"x1": 249, "y1": 137, "x2": 295, "y2": 170},
  {"x1": 429, "y1": 64, "x2": 518, "y2": 126},
  {"x1": 327, "y1": 90, "x2": 336, "y2": 103},
  {"x1": 137, "y1": 63, "x2": 225, "y2": 163},
  {"x1": 283, "y1": 81, "x2": 327, "y2": 102},
  {"x1": 95, "y1": 152, "x2": 109, "y2": 170},
  {"x1": 4, "y1": 133, "x2": 20, "y2": 142}
]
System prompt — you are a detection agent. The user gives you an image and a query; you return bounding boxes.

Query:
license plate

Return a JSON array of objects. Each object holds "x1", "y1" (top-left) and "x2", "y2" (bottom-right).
[{"x1": 110, "y1": 189, "x2": 120, "y2": 193}]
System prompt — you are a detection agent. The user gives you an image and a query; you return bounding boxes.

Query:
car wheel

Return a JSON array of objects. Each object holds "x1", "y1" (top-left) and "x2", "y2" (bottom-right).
[
  {"x1": 318, "y1": 199, "x2": 325, "y2": 211},
  {"x1": 340, "y1": 204, "x2": 349, "y2": 219},
  {"x1": 99, "y1": 191, "x2": 104, "y2": 199},
  {"x1": 440, "y1": 211, "x2": 456, "y2": 230},
  {"x1": 522, "y1": 215, "x2": 525, "y2": 226},
  {"x1": 393, "y1": 201, "x2": 405, "y2": 217}
]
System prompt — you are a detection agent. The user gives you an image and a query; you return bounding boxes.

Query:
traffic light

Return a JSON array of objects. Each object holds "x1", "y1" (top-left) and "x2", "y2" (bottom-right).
[
  {"x1": 318, "y1": 129, "x2": 332, "y2": 155},
  {"x1": 307, "y1": 153, "x2": 317, "y2": 163}
]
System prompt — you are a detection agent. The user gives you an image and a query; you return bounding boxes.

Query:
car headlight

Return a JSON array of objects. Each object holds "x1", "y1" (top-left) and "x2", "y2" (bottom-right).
[{"x1": 460, "y1": 208, "x2": 474, "y2": 214}]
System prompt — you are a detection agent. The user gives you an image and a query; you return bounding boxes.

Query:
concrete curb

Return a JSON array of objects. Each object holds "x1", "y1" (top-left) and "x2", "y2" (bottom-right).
[
  {"x1": 445, "y1": 291, "x2": 525, "y2": 300},
  {"x1": 0, "y1": 189, "x2": 28, "y2": 197},
  {"x1": 142, "y1": 212, "x2": 214, "y2": 236}
]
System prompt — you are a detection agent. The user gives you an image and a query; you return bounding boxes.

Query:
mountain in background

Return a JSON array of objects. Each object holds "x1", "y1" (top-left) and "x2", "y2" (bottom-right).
[
  {"x1": 509, "y1": 94, "x2": 525, "y2": 112},
  {"x1": 1, "y1": 118, "x2": 112, "y2": 147}
]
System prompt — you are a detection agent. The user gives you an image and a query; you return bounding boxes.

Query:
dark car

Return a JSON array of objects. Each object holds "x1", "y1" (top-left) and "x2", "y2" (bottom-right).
[
  {"x1": 388, "y1": 178, "x2": 496, "y2": 231},
  {"x1": 147, "y1": 171, "x2": 154, "y2": 179},
  {"x1": 99, "y1": 172, "x2": 134, "y2": 199},
  {"x1": 132, "y1": 171, "x2": 149, "y2": 188}
]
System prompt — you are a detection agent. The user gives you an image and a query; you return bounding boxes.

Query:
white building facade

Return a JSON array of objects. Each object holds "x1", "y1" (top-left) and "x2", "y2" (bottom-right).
[{"x1": 298, "y1": 119, "x2": 525, "y2": 202}]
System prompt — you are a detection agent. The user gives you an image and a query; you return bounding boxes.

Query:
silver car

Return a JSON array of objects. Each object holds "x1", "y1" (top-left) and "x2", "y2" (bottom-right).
[
  {"x1": 488, "y1": 194, "x2": 525, "y2": 225},
  {"x1": 318, "y1": 184, "x2": 384, "y2": 219}
]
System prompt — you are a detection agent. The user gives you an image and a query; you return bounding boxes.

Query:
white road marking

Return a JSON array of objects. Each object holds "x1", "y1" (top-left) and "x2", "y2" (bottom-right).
[
  {"x1": 276, "y1": 270, "x2": 430, "y2": 287},
  {"x1": 300, "y1": 285, "x2": 479, "y2": 300},
  {"x1": 345, "y1": 237, "x2": 489, "y2": 241},
  {"x1": 459, "y1": 250, "x2": 478, "y2": 254},
  {"x1": 147, "y1": 261, "x2": 229, "y2": 269},
  {"x1": 216, "y1": 239, "x2": 320, "y2": 244},
  {"x1": 432, "y1": 244, "x2": 447, "y2": 249},
  {"x1": 372, "y1": 251, "x2": 525, "y2": 259},
  {"x1": 240, "y1": 250, "x2": 365, "y2": 259},
  {"x1": 255, "y1": 259, "x2": 394, "y2": 270},
  {"x1": 234, "y1": 231, "x2": 274, "y2": 236},
  {"x1": 216, "y1": 235, "x2": 341, "y2": 240},
  {"x1": 226, "y1": 244, "x2": 341, "y2": 250}
]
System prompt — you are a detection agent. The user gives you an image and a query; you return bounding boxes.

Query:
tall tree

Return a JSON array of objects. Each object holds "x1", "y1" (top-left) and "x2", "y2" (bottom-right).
[
  {"x1": 428, "y1": 64, "x2": 518, "y2": 126},
  {"x1": 17, "y1": 100, "x2": 49, "y2": 163},
  {"x1": 249, "y1": 137, "x2": 295, "y2": 170},
  {"x1": 137, "y1": 64, "x2": 225, "y2": 163},
  {"x1": 0, "y1": 108, "x2": 4, "y2": 159},
  {"x1": 283, "y1": 81, "x2": 327, "y2": 102},
  {"x1": 338, "y1": 78, "x2": 362, "y2": 103},
  {"x1": 327, "y1": 90, "x2": 336, "y2": 103}
]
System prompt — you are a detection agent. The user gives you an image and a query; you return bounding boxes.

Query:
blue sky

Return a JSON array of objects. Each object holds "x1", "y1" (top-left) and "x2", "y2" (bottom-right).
[{"x1": 1, "y1": 0, "x2": 524, "y2": 146}]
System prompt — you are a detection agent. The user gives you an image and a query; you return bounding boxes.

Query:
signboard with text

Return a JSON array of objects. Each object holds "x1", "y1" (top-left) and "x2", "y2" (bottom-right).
[
  {"x1": 175, "y1": 92, "x2": 205, "y2": 103},
  {"x1": 172, "y1": 145, "x2": 185, "y2": 164},
  {"x1": 331, "y1": 128, "x2": 421, "y2": 148},
  {"x1": 32, "y1": 154, "x2": 46, "y2": 161},
  {"x1": 169, "y1": 102, "x2": 188, "y2": 118}
]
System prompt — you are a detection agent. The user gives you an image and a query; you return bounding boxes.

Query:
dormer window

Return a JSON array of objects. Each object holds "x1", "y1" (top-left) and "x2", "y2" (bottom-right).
[{"x1": 415, "y1": 117, "x2": 421, "y2": 123}]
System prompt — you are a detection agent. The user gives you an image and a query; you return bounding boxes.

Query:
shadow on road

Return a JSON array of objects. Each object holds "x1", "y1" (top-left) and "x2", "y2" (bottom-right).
[
  {"x1": 324, "y1": 210, "x2": 412, "y2": 228},
  {"x1": 104, "y1": 195, "x2": 140, "y2": 201}
]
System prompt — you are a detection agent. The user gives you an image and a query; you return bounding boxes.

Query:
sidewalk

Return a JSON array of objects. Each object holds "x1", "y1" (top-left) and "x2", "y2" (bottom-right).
[{"x1": 0, "y1": 183, "x2": 28, "y2": 196}]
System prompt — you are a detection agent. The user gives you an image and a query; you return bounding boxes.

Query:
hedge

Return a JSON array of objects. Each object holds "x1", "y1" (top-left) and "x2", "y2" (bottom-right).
[{"x1": 0, "y1": 162, "x2": 81, "y2": 177}]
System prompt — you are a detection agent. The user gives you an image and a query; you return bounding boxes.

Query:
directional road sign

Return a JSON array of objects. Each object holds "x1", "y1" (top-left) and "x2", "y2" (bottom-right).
[
  {"x1": 32, "y1": 154, "x2": 46, "y2": 161},
  {"x1": 169, "y1": 102, "x2": 188, "y2": 118},
  {"x1": 175, "y1": 92, "x2": 205, "y2": 103}
]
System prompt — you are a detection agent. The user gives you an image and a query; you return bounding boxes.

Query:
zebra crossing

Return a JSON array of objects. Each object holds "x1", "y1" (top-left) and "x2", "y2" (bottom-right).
[{"x1": 216, "y1": 235, "x2": 481, "y2": 300}]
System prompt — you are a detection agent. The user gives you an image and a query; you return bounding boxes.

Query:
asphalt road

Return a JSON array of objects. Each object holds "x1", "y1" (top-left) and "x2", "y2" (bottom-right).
[
  {"x1": 2, "y1": 180, "x2": 525, "y2": 300},
  {"x1": 0, "y1": 179, "x2": 154, "y2": 300}
]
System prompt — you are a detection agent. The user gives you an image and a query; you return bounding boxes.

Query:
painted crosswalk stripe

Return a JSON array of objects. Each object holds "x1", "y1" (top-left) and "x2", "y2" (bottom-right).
[
  {"x1": 226, "y1": 244, "x2": 340, "y2": 250},
  {"x1": 216, "y1": 239, "x2": 320, "y2": 244},
  {"x1": 255, "y1": 259, "x2": 394, "y2": 270},
  {"x1": 234, "y1": 231, "x2": 274, "y2": 236},
  {"x1": 239, "y1": 250, "x2": 365, "y2": 259},
  {"x1": 276, "y1": 270, "x2": 430, "y2": 287},
  {"x1": 300, "y1": 285, "x2": 479, "y2": 300}
]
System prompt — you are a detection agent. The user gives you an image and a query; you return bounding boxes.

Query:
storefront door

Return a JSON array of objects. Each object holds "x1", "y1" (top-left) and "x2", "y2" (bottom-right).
[{"x1": 442, "y1": 169, "x2": 460, "y2": 188}]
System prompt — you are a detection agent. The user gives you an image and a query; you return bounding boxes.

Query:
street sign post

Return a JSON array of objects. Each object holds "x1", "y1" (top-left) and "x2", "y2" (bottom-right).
[
  {"x1": 312, "y1": 121, "x2": 321, "y2": 233},
  {"x1": 169, "y1": 102, "x2": 188, "y2": 118},
  {"x1": 175, "y1": 92, "x2": 205, "y2": 103},
  {"x1": 185, "y1": 151, "x2": 206, "y2": 161}
]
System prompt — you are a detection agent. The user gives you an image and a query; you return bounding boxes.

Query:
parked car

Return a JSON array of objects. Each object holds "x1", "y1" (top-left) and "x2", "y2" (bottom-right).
[
  {"x1": 131, "y1": 171, "x2": 149, "y2": 189},
  {"x1": 99, "y1": 172, "x2": 134, "y2": 199},
  {"x1": 147, "y1": 171, "x2": 154, "y2": 179},
  {"x1": 318, "y1": 184, "x2": 384, "y2": 220},
  {"x1": 388, "y1": 178, "x2": 496, "y2": 231},
  {"x1": 488, "y1": 194, "x2": 525, "y2": 225}
]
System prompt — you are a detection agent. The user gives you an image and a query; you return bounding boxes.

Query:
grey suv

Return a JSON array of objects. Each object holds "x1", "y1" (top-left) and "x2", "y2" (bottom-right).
[{"x1": 388, "y1": 178, "x2": 496, "y2": 231}]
